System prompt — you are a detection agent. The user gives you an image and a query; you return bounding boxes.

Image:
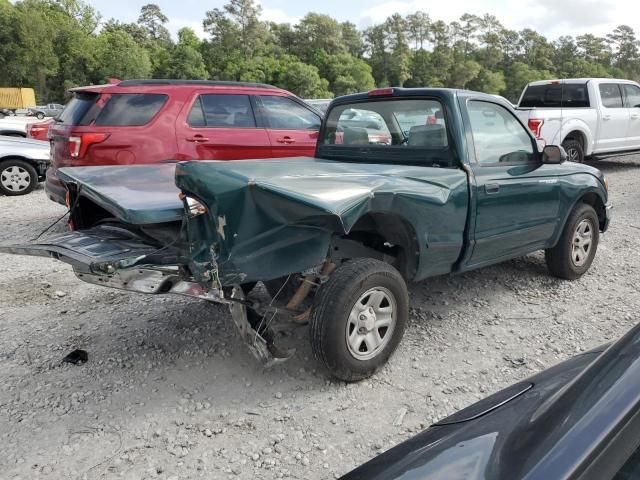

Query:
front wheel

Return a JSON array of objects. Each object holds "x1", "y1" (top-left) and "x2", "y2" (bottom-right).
[
  {"x1": 36, "y1": 112, "x2": 45, "y2": 120},
  {"x1": 0, "y1": 159, "x2": 38, "y2": 196},
  {"x1": 309, "y1": 258, "x2": 408, "y2": 382},
  {"x1": 546, "y1": 203, "x2": 599, "y2": 280}
]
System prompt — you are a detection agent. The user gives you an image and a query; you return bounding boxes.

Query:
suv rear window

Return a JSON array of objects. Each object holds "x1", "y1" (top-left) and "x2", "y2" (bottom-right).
[
  {"x1": 519, "y1": 83, "x2": 590, "y2": 108},
  {"x1": 56, "y1": 92, "x2": 99, "y2": 126},
  {"x1": 95, "y1": 94, "x2": 167, "y2": 126}
]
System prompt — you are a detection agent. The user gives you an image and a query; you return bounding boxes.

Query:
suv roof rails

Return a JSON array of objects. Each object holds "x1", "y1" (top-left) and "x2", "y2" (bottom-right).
[{"x1": 117, "y1": 79, "x2": 281, "y2": 89}]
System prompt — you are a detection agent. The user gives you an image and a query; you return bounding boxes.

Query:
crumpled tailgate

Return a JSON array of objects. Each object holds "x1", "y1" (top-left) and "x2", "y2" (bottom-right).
[{"x1": 0, "y1": 225, "x2": 181, "y2": 273}]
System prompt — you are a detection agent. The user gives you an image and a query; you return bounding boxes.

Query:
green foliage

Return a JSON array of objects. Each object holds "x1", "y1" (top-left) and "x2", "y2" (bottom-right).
[
  {"x1": 93, "y1": 29, "x2": 152, "y2": 81},
  {"x1": 2, "y1": 0, "x2": 640, "y2": 103}
]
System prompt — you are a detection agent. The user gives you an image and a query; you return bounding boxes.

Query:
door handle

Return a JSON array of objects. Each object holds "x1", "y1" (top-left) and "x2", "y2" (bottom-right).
[
  {"x1": 186, "y1": 135, "x2": 209, "y2": 143},
  {"x1": 485, "y1": 183, "x2": 500, "y2": 194},
  {"x1": 602, "y1": 115, "x2": 612, "y2": 121},
  {"x1": 276, "y1": 136, "x2": 295, "y2": 144}
]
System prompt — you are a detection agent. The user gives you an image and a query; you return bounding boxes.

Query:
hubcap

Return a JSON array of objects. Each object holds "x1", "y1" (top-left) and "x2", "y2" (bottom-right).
[
  {"x1": 572, "y1": 219, "x2": 593, "y2": 267},
  {"x1": 566, "y1": 147, "x2": 580, "y2": 163},
  {"x1": 345, "y1": 287, "x2": 396, "y2": 361},
  {"x1": 1, "y1": 166, "x2": 31, "y2": 192}
]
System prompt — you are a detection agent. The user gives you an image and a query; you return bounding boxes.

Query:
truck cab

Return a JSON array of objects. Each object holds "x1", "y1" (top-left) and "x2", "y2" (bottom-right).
[{"x1": 516, "y1": 78, "x2": 640, "y2": 162}]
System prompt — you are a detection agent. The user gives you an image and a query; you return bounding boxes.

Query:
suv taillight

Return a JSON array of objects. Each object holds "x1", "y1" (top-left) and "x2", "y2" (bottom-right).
[
  {"x1": 528, "y1": 118, "x2": 544, "y2": 138},
  {"x1": 68, "y1": 133, "x2": 109, "y2": 158}
]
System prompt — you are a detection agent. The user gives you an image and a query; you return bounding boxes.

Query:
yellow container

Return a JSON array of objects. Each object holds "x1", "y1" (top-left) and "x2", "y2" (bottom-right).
[{"x1": 0, "y1": 88, "x2": 37, "y2": 110}]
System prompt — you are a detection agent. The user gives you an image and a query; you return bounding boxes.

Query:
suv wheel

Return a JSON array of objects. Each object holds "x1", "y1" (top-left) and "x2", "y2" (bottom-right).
[
  {"x1": 546, "y1": 203, "x2": 599, "y2": 279},
  {"x1": 309, "y1": 258, "x2": 408, "y2": 382},
  {"x1": 0, "y1": 159, "x2": 38, "y2": 196}
]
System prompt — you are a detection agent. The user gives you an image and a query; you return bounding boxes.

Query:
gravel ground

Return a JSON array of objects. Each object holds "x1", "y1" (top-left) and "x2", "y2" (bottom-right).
[{"x1": 1, "y1": 157, "x2": 639, "y2": 480}]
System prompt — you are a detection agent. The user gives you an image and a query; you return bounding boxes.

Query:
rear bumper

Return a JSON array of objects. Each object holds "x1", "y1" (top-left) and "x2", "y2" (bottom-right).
[
  {"x1": 45, "y1": 169, "x2": 66, "y2": 204},
  {"x1": 73, "y1": 265, "x2": 227, "y2": 303},
  {"x1": 603, "y1": 202, "x2": 613, "y2": 232}
]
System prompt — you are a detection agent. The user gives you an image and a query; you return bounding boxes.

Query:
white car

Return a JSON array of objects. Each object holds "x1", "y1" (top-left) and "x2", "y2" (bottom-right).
[
  {"x1": 516, "y1": 78, "x2": 640, "y2": 162},
  {"x1": 0, "y1": 136, "x2": 50, "y2": 195},
  {"x1": 0, "y1": 116, "x2": 48, "y2": 137}
]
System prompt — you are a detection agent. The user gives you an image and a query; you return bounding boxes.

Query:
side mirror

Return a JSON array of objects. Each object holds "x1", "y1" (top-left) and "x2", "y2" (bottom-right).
[{"x1": 542, "y1": 145, "x2": 567, "y2": 164}]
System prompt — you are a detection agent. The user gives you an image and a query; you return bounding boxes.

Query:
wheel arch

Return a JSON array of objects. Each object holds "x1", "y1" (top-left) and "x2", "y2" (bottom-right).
[
  {"x1": 0, "y1": 130, "x2": 26, "y2": 138},
  {"x1": 336, "y1": 211, "x2": 420, "y2": 281},
  {"x1": 579, "y1": 191, "x2": 607, "y2": 231},
  {"x1": 558, "y1": 122, "x2": 593, "y2": 155}
]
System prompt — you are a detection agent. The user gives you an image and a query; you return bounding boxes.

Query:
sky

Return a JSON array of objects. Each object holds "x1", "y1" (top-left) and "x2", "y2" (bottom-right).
[{"x1": 84, "y1": 0, "x2": 638, "y2": 41}]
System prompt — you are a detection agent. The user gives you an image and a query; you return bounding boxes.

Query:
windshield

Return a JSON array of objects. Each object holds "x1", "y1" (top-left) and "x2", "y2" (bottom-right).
[{"x1": 318, "y1": 98, "x2": 455, "y2": 167}]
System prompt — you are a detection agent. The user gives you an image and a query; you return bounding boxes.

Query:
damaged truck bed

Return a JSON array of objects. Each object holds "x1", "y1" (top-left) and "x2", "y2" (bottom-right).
[{"x1": 0, "y1": 88, "x2": 611, "y2": 381}]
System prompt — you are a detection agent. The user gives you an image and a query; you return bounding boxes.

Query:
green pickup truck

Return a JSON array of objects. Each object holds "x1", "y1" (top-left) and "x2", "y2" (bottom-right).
[{"x1": 0, "y1": 88, "x2": 612, "y2": 381}]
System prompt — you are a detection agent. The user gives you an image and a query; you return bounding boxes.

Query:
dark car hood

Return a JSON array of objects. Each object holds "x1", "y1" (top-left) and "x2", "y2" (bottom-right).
[{"x1": 341, "y1": 338, "x2": 632, "y2": 480}]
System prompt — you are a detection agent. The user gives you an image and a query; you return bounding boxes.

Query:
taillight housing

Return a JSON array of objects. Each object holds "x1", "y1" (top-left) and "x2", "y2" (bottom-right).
[
  {"x1": 67, "y1": 133, "x2": 109, "y2": 159},
  {"x1": 27, "y1": 122, "x2": 51, "y2": 140},
  {"x1": 528, "y1": 118, "x2": 544, "y2": 138}
]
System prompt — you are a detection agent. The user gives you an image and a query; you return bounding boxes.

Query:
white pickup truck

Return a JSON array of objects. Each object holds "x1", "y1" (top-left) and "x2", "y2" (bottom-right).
[{"x1": 516, "y1": 78, "x2": 640, "y2": 163}]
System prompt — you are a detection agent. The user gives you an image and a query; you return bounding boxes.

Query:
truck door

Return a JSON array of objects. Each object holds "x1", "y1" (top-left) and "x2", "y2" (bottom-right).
[
  {"x1": 622, "y1": 83, "x2": 640, "y2": 149},
  {"x1": 596, "y1": 83, "x2": 629, "y2": 152},
  {"x1": 463, "y1": 99, "x2": 562, "y2": 267}
]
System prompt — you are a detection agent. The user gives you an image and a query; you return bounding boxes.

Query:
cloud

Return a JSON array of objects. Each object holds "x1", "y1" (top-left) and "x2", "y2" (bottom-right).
[
  {"x1": 358, "y1": 0, "x2": 639, "y2": 39},
  {"x1": 261, "y1": 6, "x2": 300, "y2": 25}
]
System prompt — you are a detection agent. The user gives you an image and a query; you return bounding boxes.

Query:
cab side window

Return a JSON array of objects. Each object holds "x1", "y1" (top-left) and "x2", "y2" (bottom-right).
[
  {"x1": 467, "y1": 101, "x2": 535, "y2": 165},
  {"x1": 623, "y1": 84, "x2": 640, "y2": 108},
  {"x1": 599, "y1": 84, "x2": 624, "y2": 108}
]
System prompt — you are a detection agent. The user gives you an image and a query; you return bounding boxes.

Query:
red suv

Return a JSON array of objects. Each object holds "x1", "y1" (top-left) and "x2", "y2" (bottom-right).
[{"x1": 46, "y1": 80, "x2": 323, "y2": 204}]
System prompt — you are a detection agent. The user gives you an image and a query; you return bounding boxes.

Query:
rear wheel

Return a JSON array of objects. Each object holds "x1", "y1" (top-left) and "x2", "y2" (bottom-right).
[
  {"x1": 562, "y1": 138, "x2": 584, "y2": 163},
  {"x1": 309, "y1": 258, "x2": 408, "y2": 382},
  {"x1": 546, "y1": 203, "x2": 599, "y2": 279},
  {"x1": 0, "y1": 159, "x2": 38, "y2": 196},
  {"x1": 36, "y1": 112, "x2": 45, "y2": 120}
]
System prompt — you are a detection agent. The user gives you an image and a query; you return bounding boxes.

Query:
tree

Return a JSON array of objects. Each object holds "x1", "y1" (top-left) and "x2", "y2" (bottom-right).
[
  {"x1": 138, "y1": 3, "x2": 170, "y2": 43},
  {"x1": 279, "y1": 61, "x2": 331, "y2": 98},
  {"x1": 160, "y1": 28, "x2": 208, "y2": 79},
  {"x1": 406, "y1": 12, "x2": 430, "y2": 50},
  {"x1": 607, "y1": 25, "x2": 640, "y2": 77},
  {"x1": 93, "y1": 29, "x2": 152, "y2": 81},
  {"x1": 384, "y1": 14, "x2": 411, "y2": 86}
]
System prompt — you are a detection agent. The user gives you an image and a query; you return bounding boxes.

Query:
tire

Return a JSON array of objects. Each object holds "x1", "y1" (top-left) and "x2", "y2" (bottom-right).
[
  {"x1": 309, "y1": 258, "x2": 408, "y2": 382},
  {"x1": 546, "y1": 203, "x2": 599, "y2": 280},
  {"x1": 36, "y1": 112, "x2": 45, "y2": 120},
  {"x1": 0, "y1": 159, "x2": 38, "y2": 196},
  {"x1": 562, "y1": 138, "x2": 584, "y2": 163}
]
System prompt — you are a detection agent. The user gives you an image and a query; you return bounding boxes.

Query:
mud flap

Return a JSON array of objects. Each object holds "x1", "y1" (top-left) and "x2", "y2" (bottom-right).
[{"x1": 229, "y1": 286, "x2": 295, "y2": 368}]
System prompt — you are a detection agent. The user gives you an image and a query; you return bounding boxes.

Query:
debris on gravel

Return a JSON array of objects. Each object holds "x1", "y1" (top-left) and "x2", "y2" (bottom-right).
[{"x1": 1, "y1": 157, "x2": 639, "y2": 479}]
